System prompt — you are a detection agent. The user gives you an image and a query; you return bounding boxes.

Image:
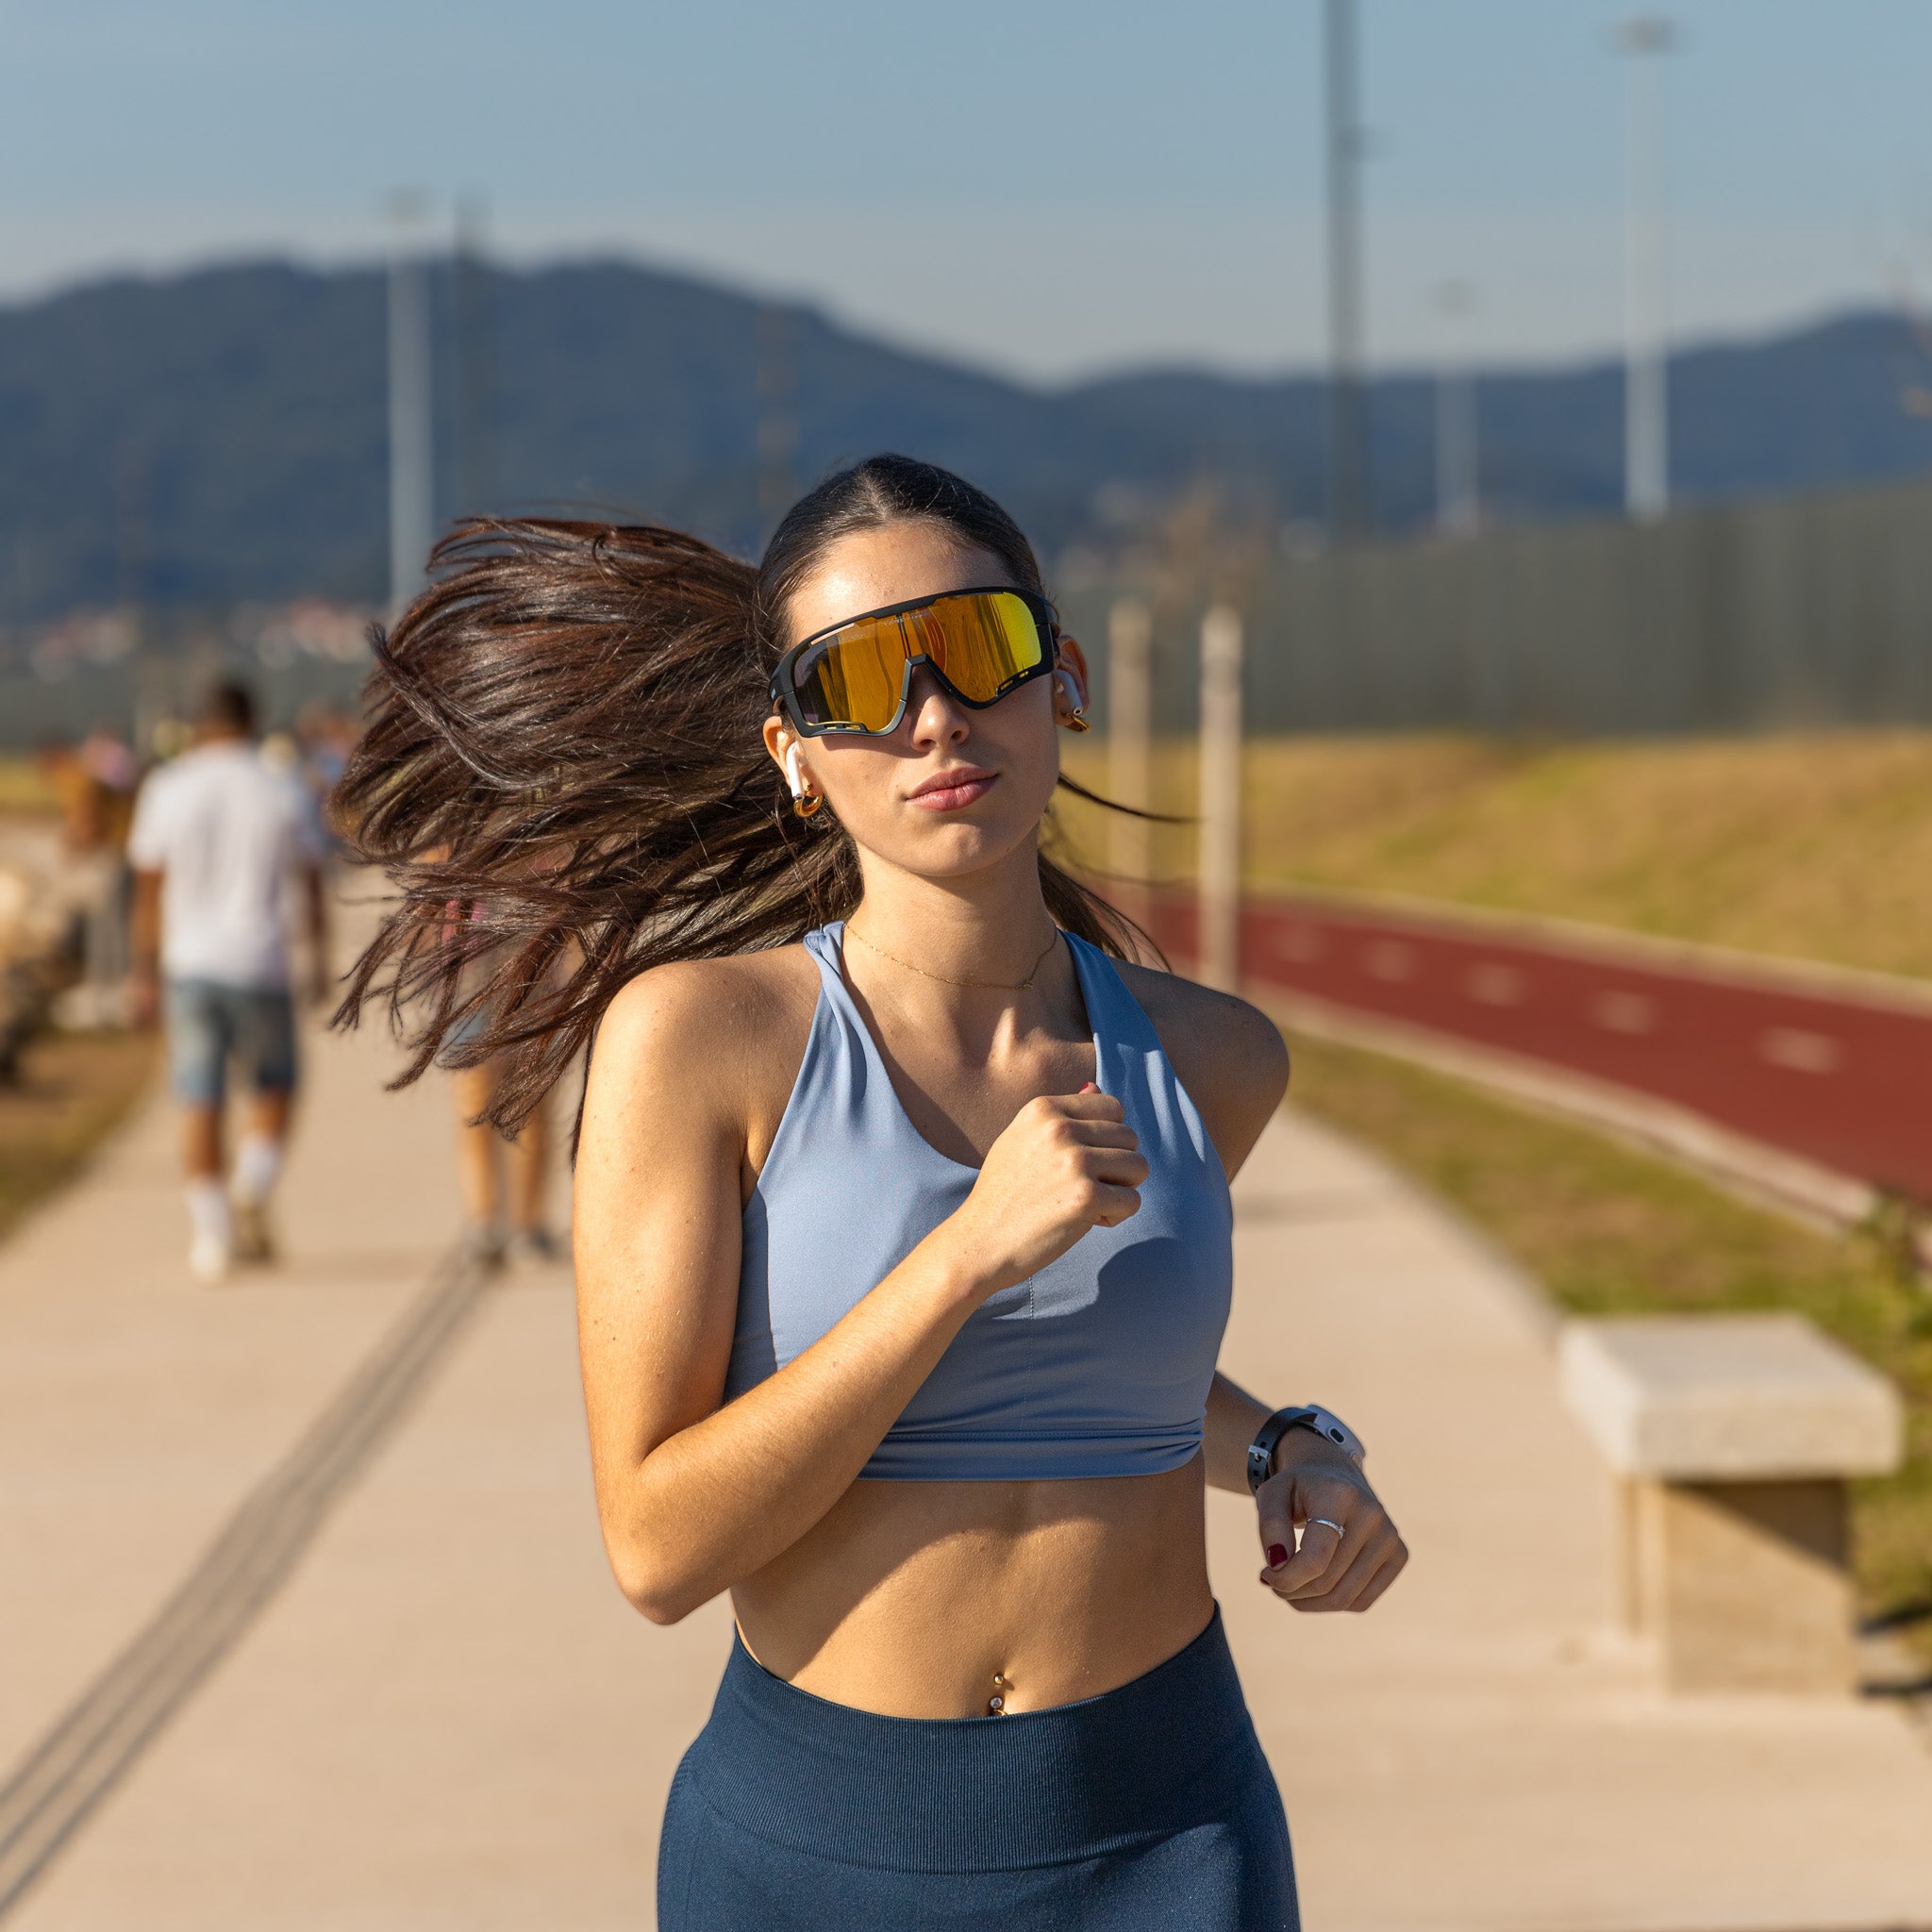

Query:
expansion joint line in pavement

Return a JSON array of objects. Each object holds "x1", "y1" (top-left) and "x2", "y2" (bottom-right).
[{"x1": 0, "y1": 1241, "x2": 501, "y2": 1920}]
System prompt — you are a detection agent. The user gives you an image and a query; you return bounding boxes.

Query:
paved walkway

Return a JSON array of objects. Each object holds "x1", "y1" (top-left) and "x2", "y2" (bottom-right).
[{"x1": 5, "y1": 987, "x2": 1932, "y2": 1928}]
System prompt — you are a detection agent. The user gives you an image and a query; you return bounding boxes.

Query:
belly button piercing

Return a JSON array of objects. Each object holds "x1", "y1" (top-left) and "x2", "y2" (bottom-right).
[{"x1": 988, "y1": 1672, "x2": 1008, "y2": 1717}]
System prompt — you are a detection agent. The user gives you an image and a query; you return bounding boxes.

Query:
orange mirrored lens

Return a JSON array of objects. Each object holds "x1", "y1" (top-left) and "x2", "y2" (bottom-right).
[
  {"x1": 793, "y1": 591, "x2": 1044, "y2": 731},
  {"x1": 905, "y1": 592, "x2": 1043, "y2": 700},
  {"x1": 797, "y1": 616, "x2": 905, "y2": 732}
]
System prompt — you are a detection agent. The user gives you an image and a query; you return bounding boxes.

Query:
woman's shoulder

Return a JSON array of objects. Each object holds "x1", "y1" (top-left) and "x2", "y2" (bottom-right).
[
  {"x1": 584, "y1": 943, "x2": 826, "y2": 1176},
  {"x1": 1108, "y1": 955, "x2": 1290, "y2": 1176},
  {"x1": 580, "y1": 944, "x2": 826, "y2": 1198},
  {"x1": 1108, "y1": 956, "x2": 1291, "y2": 1102},
  {"x1": 598, "y1": 943, "x2": 823, "y2": 1068}
]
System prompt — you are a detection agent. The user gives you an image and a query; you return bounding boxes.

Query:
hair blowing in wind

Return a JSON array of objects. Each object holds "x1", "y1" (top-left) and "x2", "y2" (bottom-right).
[{"x1": 332, "y1": 455, "x2": 1149, "y2": 1136}]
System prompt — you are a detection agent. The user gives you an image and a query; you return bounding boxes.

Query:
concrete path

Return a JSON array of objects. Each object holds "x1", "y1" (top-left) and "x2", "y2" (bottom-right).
[
  {"x1": 5, "y1": 1002, "x2": 1932, "y2": 1927},
  {"x1": 1, "y1": 991, "x2": 454, "y2": 1779}
]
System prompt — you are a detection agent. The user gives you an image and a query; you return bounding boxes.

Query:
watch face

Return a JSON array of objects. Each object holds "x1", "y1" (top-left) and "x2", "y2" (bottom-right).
[{"x1": 1305, "y1": 1407, "x2": 1364, "y2": 1464}]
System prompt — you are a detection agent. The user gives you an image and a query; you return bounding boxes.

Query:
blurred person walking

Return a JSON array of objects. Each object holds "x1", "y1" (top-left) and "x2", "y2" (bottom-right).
[
  {"x1": 295, "y1": 703, "x2": 361, "y2": 858},
  {"x1": 434, "y1": 891, "x2": 560, "y2": 1265},
  {"x1": 450, "y1": 1062, "x2": 555, "y2": 1264},
  {"x1": 36, "y1": 724, "x2": 139, "y2": 1025},
  {"x1": 77, "y1": 724, "x2": 139, "y2": 1024},
  {"x1": 338, "y1": 458, "x2": 1407, "y2": 1929},
  {"x1": 129, "y1": 681, "x2": 330, "y2": 1282}
]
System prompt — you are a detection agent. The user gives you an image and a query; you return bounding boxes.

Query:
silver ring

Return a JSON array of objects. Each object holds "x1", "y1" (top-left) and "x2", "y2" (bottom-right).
[{"x1": 1307, "y1": 1517, "x2": 1345, "y2": 1537}]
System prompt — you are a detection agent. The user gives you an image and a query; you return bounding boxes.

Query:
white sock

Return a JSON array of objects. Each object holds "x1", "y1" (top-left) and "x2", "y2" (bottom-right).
[
  {"x1": 187, "y1": 1179, "x2": 233, "y2": 1251},
  {"x1": 232, "y1": 1135, "x2": 284, "y2": 1207}
]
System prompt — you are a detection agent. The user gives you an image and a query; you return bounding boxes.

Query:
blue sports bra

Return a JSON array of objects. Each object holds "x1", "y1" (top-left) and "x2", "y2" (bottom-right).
[{"x1": 724, "y1": 924, "x2": 1234, "y2": 1480}]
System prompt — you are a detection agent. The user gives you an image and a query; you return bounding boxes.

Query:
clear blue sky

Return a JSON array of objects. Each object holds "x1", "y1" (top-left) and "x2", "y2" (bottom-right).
[{"x1": 1, "y1": 0, "x2": 1927, "y2": 379}]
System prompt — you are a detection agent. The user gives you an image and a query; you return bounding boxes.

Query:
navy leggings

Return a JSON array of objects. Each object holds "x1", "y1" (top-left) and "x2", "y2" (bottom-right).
[{"x1": 658, "y1": 1607, "x2": 1297, "y2": 1930}]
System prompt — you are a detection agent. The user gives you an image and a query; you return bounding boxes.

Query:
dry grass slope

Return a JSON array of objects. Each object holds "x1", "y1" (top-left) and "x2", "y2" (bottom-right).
[
  {"x1": 0, "y1": 760, "x2": 58, "y2": 815},
  {"x1": 0, "y1": 1030, "x2": 157, "y2": 1244},
  {"x1": 1058, "y1": 732, "x2": 1932, "y2": 979}
]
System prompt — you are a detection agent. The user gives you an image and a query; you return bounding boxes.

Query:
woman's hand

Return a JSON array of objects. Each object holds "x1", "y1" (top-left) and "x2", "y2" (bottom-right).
[
  {"x1": 943, "y1": 1084, "x2": 1148, "y2": 1300},
  {"x1": 1256, "y1": 1433, "x2": 1408, "y2": 1613}
]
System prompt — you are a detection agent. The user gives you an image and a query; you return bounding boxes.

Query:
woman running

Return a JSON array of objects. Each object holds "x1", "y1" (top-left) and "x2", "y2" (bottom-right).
[{"x1": 338, "y1": 455, "x2": 1406, "y2": 1929}]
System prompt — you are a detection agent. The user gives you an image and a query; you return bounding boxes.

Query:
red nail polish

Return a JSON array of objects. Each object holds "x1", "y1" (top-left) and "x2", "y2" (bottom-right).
[{"x1": 1267, "y1": 1543, "x2": 1289, "y2": 1567}]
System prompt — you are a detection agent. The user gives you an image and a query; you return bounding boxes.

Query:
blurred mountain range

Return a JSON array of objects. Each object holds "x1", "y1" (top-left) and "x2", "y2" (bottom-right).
[{"x1": 4, "y1": 257, "x2": 1932, "y2": 624}]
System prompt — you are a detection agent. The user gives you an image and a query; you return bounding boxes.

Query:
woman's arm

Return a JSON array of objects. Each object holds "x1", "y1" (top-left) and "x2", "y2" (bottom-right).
[
  {"x1": 1125, "y1": 968, "x2": 1409, "y2": 1612},
  {"x1": 574, "y1": 961, "x2": 1150, "y2": 1625}
]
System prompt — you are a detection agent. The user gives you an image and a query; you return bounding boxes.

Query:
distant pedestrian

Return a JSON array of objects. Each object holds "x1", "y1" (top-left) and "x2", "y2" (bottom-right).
[
  {"x1": 450, "y1": 1053, "x2": 556, "y2": 1265},
  {"x1": 294, "y1": 704, "x2": 360, "y2": 858},
  {"x1": 75, "y1": 723, "x2": 139, "y2": 1018},
  {"x1": 129, "y1": 681, "x2": 330, "y2": 1282},
  {"x1": 37, "y1": 726, "x2": 139, "y2": 1026},
  {"x1": 432, "y1": 886, "x2": 559, "y2": 1264}
]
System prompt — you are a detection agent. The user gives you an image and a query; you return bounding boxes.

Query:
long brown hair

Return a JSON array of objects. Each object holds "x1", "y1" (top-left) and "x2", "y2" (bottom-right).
[{"x1": 334, "y1": 455, "x2": 1149, "y2": 1136}]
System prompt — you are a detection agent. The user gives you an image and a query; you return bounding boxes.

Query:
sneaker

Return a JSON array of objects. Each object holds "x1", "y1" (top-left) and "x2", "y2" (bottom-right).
[
  {"x1": 189, "y1": 1232, "x2": 233, "y2": 1285},
  {"x1": 458, "y1": 1220, "x2": 508, "y2": 1270},
  {"x1": 505, "y1": 1226, "x2": 559, "y2": 1268},
  {"x1": 232, "y1": 1199, "x2": 277, "y2": 1266}
]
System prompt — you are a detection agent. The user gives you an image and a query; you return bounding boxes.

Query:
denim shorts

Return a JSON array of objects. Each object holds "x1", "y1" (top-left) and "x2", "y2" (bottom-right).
[{"x1": 166, "y1": 979, "x2": 299, "y2": 1105}]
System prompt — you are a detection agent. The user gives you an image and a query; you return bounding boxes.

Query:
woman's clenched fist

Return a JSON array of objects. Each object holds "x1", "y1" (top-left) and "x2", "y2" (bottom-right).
[{"x1": 943, "y1": 1084, "x2": 1148, "y2": 1299}]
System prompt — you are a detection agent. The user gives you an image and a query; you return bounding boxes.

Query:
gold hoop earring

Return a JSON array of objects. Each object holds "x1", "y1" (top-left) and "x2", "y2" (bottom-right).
[
  {"x1": 792, "y1": 791, "x2": 824, "y2": 819},
  {"x1": 1061, "y1": 707, "x2": 1091, "y2": 734}
]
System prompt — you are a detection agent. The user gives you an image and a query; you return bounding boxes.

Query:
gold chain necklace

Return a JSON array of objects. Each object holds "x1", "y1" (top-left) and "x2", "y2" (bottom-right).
[{"x1": 844, "y1": 923, "x2": 1062, "y2": 991}]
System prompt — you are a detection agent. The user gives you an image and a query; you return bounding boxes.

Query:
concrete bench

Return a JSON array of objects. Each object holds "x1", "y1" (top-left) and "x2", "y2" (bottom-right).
[{"x1": 1558, "y1": 1314, "x2": 1903, "y2": 1693}]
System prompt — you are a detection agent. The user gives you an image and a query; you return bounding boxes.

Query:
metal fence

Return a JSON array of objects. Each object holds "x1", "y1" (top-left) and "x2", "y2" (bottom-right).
[
  {"x1": 10, "y1": 473, "x2": 1932, "y2": 753},
  {"x1": 1061, "y1": 474, "x2": 1932, "y2": 736}
]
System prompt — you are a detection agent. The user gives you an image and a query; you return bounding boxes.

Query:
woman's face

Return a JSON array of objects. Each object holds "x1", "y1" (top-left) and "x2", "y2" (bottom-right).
[{"x1": 762, "y1": 521, "x2": 1089, "y2": 886}]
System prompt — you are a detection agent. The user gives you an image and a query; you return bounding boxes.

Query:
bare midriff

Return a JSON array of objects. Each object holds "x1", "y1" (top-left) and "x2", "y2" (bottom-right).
[{"x1": 730, "y1": 1455, "x2": 1213, "y2": 1719}]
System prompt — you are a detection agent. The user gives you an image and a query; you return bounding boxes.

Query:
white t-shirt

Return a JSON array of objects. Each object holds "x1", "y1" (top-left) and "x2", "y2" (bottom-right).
[{"x1": 128, "y1": 741, "x2": 327, "y2": 991}]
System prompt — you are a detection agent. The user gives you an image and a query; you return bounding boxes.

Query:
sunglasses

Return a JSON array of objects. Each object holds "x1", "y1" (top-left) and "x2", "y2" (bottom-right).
[{"x1": 770, "y1": 586, "x2": 1058, "y2": 738}]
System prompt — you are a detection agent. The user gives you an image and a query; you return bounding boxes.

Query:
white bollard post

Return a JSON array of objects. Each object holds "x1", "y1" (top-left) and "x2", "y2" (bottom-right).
[
  {"x1": 1198, "y1": 605, "x2": 1243, "y2": 991},
  {"x1": 1107, "y1": 599, "x2": 1153, "y2": 919}
]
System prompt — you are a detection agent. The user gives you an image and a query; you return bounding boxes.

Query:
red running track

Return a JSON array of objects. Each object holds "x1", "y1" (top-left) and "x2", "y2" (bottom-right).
[{"x1": 1145, "y1": 893, "x2": 1932, "y2": 1202}]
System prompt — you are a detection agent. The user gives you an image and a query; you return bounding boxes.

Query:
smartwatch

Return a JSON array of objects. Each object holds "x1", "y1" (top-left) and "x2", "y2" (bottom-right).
[{"x1": 1245, "y1": 1405, "x2": 1366, "y2": 1493}]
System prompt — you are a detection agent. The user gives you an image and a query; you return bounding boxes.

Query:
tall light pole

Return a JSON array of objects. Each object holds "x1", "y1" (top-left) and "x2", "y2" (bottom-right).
[
  {"x1": 1433, "y1": 279, "x2": 1480, "y2": 539},
  {"x1": 387, "y1": 191, "x2": 435, "y2": 617},
  {"x1": 1619, "y1": 16, "x2": 1674, "y2": 523},
  {"x1": 1324, "y1": 0, "x2": 1372, "y2": 543},
  {"x1": 454, "y1": 193, "x2": 496, "y2": 521}
]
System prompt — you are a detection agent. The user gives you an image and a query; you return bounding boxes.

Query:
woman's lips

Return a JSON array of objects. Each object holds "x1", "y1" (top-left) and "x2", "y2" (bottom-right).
[{"x1": 908, "y1": 768, "x2": 998, "y2": 811}]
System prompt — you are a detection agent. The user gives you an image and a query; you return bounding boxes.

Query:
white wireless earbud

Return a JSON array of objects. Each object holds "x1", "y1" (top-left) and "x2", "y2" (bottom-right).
[
  {"x1": 784, "y1": 741, "x2": 825, "y2": 818},
  {"x1": 1056, "y1": 671, "x2": 1091, "y2": 730}
]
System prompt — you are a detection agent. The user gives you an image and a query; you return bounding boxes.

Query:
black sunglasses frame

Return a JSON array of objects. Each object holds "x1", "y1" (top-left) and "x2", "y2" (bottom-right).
[{"x1": 769, "y1": 585, "x2": 1060, "y2": 739}]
